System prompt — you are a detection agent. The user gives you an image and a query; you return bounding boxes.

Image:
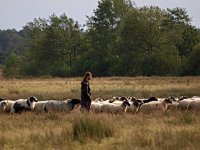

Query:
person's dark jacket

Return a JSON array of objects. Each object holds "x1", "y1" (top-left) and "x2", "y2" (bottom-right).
[{"x1": 81, "y1": 79, "x2": 91, "y2": 101}]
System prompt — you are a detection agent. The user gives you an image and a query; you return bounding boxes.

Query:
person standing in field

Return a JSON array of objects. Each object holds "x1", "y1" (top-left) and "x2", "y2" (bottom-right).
[{"x1": 81, "y1": 71, "x2": 92, "y2": 112}]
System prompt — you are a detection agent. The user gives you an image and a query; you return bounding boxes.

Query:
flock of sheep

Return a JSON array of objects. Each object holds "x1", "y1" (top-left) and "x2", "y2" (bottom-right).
[
  {"x1": 0, "y1": 95, "x2": 200, "y2": 114},
  {"x1": 0, "y1": 97, "x2": 81, "y2": 114},
  {"x1": 91, "y1": 96, "x2": 200, "y2": 113}
]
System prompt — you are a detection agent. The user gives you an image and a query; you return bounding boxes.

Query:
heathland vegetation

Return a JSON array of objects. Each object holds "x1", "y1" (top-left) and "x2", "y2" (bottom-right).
[
  {"x1": 1, "y1": 77, "x2": 200, "y2": 149},
  {"x1": 0, "y1": 0, "x2": 200, "y2": 78}
]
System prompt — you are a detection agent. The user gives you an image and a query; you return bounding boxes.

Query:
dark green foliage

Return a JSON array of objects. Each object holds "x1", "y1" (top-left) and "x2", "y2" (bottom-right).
[
  {"x1": 22, "y1": 14, "x2": 83, "y2": 77},
  {"x1": 0, "y1": 29, "x2": 29, "y2": 64},
  {"x1": 187, "y1": 44, "x2": 200, "y2": 75},
  {"x1": 3, "y1": 52, "x2": 22, "y2": 77},
  {"x1": 2, "y1": 0, "x2": 200, "y2": 77}
]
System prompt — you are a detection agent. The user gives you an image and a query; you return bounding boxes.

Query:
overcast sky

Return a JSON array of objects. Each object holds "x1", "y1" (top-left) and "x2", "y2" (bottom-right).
[{"x1": 0, "y1": 0, "x2": 199, "y2": 31}]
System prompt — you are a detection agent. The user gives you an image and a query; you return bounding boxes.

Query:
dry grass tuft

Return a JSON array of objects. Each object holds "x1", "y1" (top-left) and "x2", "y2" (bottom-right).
[{"x1": 73, "y1": 115, "x2": 114, "y2": 143}]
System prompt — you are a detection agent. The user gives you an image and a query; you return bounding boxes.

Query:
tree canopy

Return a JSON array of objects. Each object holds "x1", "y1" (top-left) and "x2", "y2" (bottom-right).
[{"x1": 1, "y1": 0, "x2": 200, "y2": 77}]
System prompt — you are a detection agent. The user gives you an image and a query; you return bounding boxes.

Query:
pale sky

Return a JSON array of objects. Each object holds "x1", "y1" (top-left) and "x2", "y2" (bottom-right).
[{"x1": 0, "y1": 0, "x2": 199, "y2": 31}]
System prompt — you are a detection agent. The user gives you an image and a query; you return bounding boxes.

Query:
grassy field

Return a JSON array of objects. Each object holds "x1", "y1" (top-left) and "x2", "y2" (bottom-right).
[
  {"x1": 1, "y1": 77, "x2": 200, "y2": 150},
  {"x1": 0, "y1": 76, "x2": 200, "y2": 100}
]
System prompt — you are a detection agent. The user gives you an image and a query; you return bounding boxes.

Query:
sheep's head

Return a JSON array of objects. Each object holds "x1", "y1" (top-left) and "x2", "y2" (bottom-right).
[
  {"x1": 109, "y1": 99, "x2": 115, "y2": 103},
  {"x1": 28, "y1": 96, "x2": 38, "y2": 102},
  {"x1": 0, "y1": 101, "x2": 8, "y2": 109},
  {"x1": 129, "y1": 97, "x2": 144, "y2": 107},
  {"x1": 130, "y1": 97, "x2": 137, "y2": 102},
  {"x1": 120, "y1": 97, "x2": 128, "y2": 101},
  {"x1": 112, "y1": 97, "x2": 119, "y2": 100},
  {"x1": 71, "y1": 99, "x2": 81, "y2": 105},
  {"x1": 0, "y1": 98, "x2": 5, "y2": 102},
  {"x1": 27, "y1": 96, "x2": 37, "y2": 103},
  {"x1": 168, "y1": 96, "x2": 177, "y2": 102},
  {"x1": 127, "y1": 96, "x2": 132, "y2": 100},
  {"x1": 164, "y1": 98, "x2": 173, "y2": 104},
  {"x1": 133, "y1": 99, "x2": 144, "y2": 107},
  {"x1": 148, "y1": 96, "x2": 158, "y2": 102},
  {"x1": 122, "y1": 100, "x2": 130, "y2": 107},
  {"x1": 26, "y1": 96, "x2": 37, "y2": 110},
  {"x1": 95, "y1": 98, "x2": 104, "y2": 103},
  {"x1": 179, "y1": 96, "x2": 187, "y2": 101},
  {"x1": 192, "y1": 96, "x2": 198, "y2": 98},
  {"x1": 68, "y1": 99, "x2": 81, "y2": 110}
]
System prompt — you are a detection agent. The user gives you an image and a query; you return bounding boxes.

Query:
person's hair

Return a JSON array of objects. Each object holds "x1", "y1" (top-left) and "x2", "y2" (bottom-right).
[{"x1": 83, "y1": 71, "x2": 92, "y2": 80}]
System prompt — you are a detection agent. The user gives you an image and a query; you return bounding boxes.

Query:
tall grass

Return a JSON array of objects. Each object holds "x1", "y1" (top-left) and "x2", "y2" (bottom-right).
[
  {"x1": 1, "y1": 112, "x2": 200, "y2": 150},
  {"x1": 0, "y1": 77, "x2": 200, "y2": 149},
  {"x1": 73, "y1": 116, "x2": 114, "y2": 143}
]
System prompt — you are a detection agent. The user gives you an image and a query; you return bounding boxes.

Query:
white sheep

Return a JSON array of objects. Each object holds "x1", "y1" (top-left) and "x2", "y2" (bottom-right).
[
  {"x1": 43, "y1": 99, "x2": 80, "y2": 112},
  {"x1": 139, "y1": 98, "x2": 172, "y2": 112},
  {"x1": 187, "y1": 100, "x2": 200, "y2": 111},
  {"x1": 160, "y1": 97, "x2": 179, "y2": 111},
  {"x1": 34, "y1": 101, "x2": 48, "y2": 112},
  {"x1": 94, "y1": 98, "x2": 104, "y2": 103},
  {"x1": 91, "y1": 99, "x2": 111, "y2": 113},
  {"x1": 191, "y1": 96, "x2": 200, "y2": 99},
  {"x1": 0, "y1": 101, "x2": 8, "y2": 113},
  {"x1": 91, "y1": 101, "x2": 104, "y2": 113},
  {"x1": 167, "y1": 102, "x2": 179, "y2": 111},
  {"x1": 0, "y1": 100, "x2": 16, "y2": 113},
  {"x1": 10, "y1": 96, "x2": 38, "y2": 113},
  {"x1": 178, "y1": 99, "x2": 195, "y2": 110},
  {"x1": 109, "y1": 98, "x2": 141, "y2": 114},
  {"x1": 177, "y1": 96, "x2": 188, "y2": 102},
  {"x1": 126, "y1": 100, "x2": 142, "y2": 114},
  {"x1": 99, "y1": 100, "x2": 130, "y2": 114},
  {"x1": 191, "y1": 96, "x2": 200, "y2": 101},
  {"x1": 125, "y1": 97, "x2": 158, "y2": 114},
  {"x1": 91, "y1": 98, "x2": 128, "y2": 113}
]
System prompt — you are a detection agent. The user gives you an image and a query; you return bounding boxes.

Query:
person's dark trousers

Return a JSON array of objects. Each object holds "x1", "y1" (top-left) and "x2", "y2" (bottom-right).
[{"x1": 81, "y1": 99, "x2": 91, "y2": 112}]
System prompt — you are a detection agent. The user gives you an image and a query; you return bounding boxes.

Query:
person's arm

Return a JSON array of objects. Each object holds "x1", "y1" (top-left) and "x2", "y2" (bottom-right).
[
  {"x1": 88, "y1": 84, "x2": 91, "y2": 96},
  {"x1": 82, "y1": 83, "x2": 91, "y2": 99}
]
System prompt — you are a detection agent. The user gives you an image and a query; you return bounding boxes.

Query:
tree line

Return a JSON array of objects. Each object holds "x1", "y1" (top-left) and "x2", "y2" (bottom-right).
[{"x1": 1, "y1": 0, "x2": 200, "y2": 77}]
